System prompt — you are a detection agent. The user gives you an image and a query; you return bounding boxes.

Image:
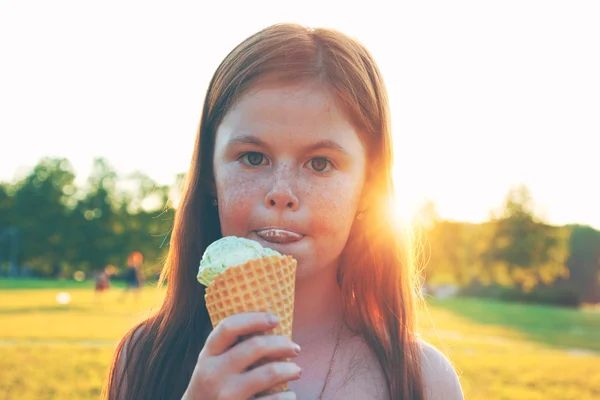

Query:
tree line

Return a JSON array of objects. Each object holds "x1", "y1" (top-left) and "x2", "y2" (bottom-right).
[
  {"x1": 413, "y1": 185, "x2": 600, "y2": 305},
  {"x1": 0, "y1": 157, "x2": 178, "y2": 279},
  {"x1": 0, "y1": 157, "x2": 598, "y2": 306}
]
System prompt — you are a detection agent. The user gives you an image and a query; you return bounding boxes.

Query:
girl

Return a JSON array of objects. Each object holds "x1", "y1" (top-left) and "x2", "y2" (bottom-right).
[
  {"x1": 120, "y1": 252, "x2": 145, "y2": 301},
  {"x1": 104, "y1": 23, "x2": 463, "y2": 400}
]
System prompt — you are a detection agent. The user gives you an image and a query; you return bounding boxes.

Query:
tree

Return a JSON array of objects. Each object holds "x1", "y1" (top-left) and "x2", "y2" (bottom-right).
[
  {"x1": 566, "y1": 225, "x2": 600, "y2": 303},
  {"x1": 413, "y1": 200, "x2": 470, "y2": 287},
  {"x1": 116, "y1": 170, "x2": 174, "y2": 277},
  {"x1": 0, "y1": 185, "x2": 17, "y2": 274},
  {"x1": 70, "y1": 157, "x2": 122, "y2": 272},
  {"x1": 0, "y1": 157, "x2": 184, "y2": 278},
  {"x1": 483, "y1": 185, "x2": 569, "y2": 290},
  {"x1": 0, "y1": 183, "x2": 16, "y2": 225},
  {"x1": 10, "y1": 158, "x2": 77, "y2": 276}
]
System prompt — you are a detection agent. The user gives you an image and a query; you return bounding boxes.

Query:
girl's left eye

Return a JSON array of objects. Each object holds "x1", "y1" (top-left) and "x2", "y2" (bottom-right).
[
  {"x1": 308, "y1": 157, "x2": 332, "y2": 172},
  {"x1": 240, "y1": 152, "x2": 266, "y2": 166}
]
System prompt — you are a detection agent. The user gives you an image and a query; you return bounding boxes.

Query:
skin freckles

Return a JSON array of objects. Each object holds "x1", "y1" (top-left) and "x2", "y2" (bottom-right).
[{"x1": 212, "y1": 82, "x2": 367, "y2": 280}]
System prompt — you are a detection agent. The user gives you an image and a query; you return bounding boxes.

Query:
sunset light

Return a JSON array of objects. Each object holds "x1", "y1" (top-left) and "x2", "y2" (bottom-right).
[{"x1": 1, "y1": 3, "x2": 599, "y2": 399}]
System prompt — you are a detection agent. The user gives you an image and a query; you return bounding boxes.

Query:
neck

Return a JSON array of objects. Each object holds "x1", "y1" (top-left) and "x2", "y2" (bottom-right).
[{"x1": 291, "y1": 261, "x2": 343, "y2": 346}]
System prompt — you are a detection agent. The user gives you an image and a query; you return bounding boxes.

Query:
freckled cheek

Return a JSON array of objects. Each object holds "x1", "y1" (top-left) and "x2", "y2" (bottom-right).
[
  {"x1": 304, "y1": 178, "x2": 362, "y2": 236},
  {"x1": 215, "y1": 172, "x2": 265, "y2": 235}
]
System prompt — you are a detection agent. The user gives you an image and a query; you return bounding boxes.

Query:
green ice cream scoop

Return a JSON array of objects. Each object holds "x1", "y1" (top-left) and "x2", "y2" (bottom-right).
[{"x1": 197, "y1": 236, "x2": 281, "y2": 287}]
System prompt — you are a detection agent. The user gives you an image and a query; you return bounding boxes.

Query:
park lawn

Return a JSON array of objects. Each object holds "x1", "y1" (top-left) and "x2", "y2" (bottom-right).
[
  {"x1": 0, "y1": 278, "x2": 97, "y2": 290},
  {"x1": 0, "y1": 287, "x2": 163, "y2": 341},
  {"x1": 424, "y1": 297, "x2": 600, "y2": 352},
  {"x1": 1, "y1": 282, "x2": 599, "y2": 399},
  {"x1": 417, "y1": 299, "x2": 600, "y2": 400},
  {"x1": 0, "y1": 346, "x2": 114, "y2": 400},
  {"x1": 0, "y1": 277, "x2": 140, "y2": 290}
]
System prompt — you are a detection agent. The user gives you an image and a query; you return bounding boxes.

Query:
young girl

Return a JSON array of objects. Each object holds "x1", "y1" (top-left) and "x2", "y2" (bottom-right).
[{"x1": 103, "y1": 23, "x2": 464, "y2": 400}]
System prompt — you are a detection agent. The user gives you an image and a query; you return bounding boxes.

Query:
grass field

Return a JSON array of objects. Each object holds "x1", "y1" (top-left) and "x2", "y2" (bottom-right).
[{"x1": 1, "y1": 279, "x2": 599, "y2": 400}]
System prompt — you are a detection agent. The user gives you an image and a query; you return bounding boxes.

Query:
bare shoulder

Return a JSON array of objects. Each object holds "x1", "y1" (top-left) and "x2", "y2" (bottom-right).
[
  {"x1": 116, "y1": 324, "x2": 145, "y2": 371},
  {"x1": 109, "y1": 324, "x2": 146, "y2": 399},
  {"x1": 418, "y1": 339, "x2": 464, "y2": 400}
]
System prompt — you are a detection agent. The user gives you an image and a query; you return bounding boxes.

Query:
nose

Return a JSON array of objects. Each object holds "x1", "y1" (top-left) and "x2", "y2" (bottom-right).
[{"x1": 264, "y1": 166, "x2": 299, "y2": 211}]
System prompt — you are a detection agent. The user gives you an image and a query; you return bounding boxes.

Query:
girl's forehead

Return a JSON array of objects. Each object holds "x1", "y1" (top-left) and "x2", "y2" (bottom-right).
[
  {"x1": 215, "y1": 83, "x2": 362, "y2": 147},
  {"x1": 233, "y1": 84, "x2": 341, "y2": 120}
]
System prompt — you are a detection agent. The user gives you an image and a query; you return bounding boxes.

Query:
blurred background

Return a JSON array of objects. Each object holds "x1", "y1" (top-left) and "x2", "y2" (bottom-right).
[{"x1": 1, "y1": 1, "x2": 599, "y2": 399}]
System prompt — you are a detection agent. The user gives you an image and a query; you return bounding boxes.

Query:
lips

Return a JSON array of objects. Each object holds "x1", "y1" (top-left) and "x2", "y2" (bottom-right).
[{"x1": 255, "y1": 229, "x2": 304, "y2": 244}]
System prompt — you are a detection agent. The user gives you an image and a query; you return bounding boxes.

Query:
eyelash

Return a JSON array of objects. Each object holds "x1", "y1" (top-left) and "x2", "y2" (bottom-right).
[{"x1": 238, "y1": 152, "x2": 335, "y2": 173}]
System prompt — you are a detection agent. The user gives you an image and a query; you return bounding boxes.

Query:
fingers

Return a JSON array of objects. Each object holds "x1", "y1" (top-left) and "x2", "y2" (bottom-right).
[
  {"x1": 225, "y1": 335, "x2": 301, "y2": 373},
  {"x1": 192, "y1": 312, "x2": 300, "y2": 400},
  {"x1": 204, "y1": 312, "x2": 280, "y2": 355},
  {"x1": 233, "y1": 362, "x2": 302, "y2": 399},
  {"x1": 255, "y1": 391, "x2": 297, "y2": 399}
]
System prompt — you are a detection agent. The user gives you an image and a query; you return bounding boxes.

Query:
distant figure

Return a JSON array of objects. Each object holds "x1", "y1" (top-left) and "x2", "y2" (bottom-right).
[
  {"x1": 94, "y1": 267, "x2": 111, "y2": 301},
  {"x1": 121, "y1": 252, "x2": 144, "y2": 301}
]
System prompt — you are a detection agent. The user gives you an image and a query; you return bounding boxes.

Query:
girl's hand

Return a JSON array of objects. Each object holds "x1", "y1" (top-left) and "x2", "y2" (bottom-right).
[{"x1": 182, "y1": 312, "x2": 301, "y2": 400}]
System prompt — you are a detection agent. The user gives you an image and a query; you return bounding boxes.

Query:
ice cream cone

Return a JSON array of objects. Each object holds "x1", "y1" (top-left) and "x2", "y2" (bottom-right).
[{"x1": 204, "y1": 254, "x2": 297, "y2": 394}]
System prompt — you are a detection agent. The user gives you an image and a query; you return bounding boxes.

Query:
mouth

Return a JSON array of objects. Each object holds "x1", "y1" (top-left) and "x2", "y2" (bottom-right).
[{"x1": 255, "y1": 229, "x2": 304, "y2": 244}]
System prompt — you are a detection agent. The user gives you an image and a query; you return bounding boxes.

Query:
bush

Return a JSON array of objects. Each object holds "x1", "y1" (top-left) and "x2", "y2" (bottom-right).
[{"x1": 459, "y1": 282, "x2": 581, "y2": 308}]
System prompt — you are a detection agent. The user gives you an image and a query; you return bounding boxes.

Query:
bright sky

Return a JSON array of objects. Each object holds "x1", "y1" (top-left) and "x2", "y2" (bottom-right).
[{"x1": 1, "y1": 1, "x2": 598, "y2": 229}]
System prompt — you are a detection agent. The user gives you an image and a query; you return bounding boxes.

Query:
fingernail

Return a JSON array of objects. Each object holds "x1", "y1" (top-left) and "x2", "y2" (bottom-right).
[
  {"x1": 266, "y1": 314, "x2": 279, "y2": 326},
  {"x1": 292, "y1": 343, "x2": 301, "y2": 355},
  {"x1": 284, "y1": 363, "x2": 302, "y2": 376},
  {"x1": 279, "y1": 391, "x2": 297, "y2": 399}
]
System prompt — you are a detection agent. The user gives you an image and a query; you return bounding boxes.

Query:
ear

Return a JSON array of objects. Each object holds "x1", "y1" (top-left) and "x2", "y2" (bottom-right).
[
  {"x1": 207, "y1": 180, "x2": 217, "y2": 198},
  {"x1": 357, "y1": 199, "x2": 368, "y2": 215},
  {"x1": 205, "y1": 171, "x2": 218, "y2": 197},
  {"x1": 357, "y1": 179, "x2": 370, "y2": 214}
]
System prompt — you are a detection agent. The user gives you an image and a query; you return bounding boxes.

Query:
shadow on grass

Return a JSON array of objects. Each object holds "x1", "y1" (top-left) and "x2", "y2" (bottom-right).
[
  {"x1": 430, "y1": 297, "x2": 600, "y2": 353},
  {"x1": 0, "y1": 304, "x2": 159, "y2": 319},
  {"x1": 0, "y1": 305, "x2": 89, "y2": 315},
  {"x1": 0, "y1": 337, "x2": 117, "y2": 346}
]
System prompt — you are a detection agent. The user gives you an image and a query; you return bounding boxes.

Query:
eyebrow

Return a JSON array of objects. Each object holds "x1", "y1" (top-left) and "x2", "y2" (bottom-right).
[
  {"x1": 225, "y1": 134, "x2": 350, "y2": 156},
  {"x1": 225, "y1": 134, "x2": 267, "y2": 148},
  {"x1": 306, "y1": 139, "x2": 350, "y2": 156}
]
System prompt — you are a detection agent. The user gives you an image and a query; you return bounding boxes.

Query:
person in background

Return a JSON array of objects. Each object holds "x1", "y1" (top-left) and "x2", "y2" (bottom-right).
[
  {"x1": 121, "y1": 252, "x2": 144, "y2": 301},
  {"x1": 94, "y1": 266, "x2": 112, "y2": 302}
]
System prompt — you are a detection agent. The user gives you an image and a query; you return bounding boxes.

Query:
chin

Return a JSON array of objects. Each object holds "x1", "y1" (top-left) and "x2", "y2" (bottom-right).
[{"x1": 295, "y1": 256, "x2": 340, "y2": 283}]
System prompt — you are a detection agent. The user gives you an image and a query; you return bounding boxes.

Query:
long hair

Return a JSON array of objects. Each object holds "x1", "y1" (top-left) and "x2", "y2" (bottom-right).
[{"x1": 103, "y1": 23, "x2": 424, "y2": 400}]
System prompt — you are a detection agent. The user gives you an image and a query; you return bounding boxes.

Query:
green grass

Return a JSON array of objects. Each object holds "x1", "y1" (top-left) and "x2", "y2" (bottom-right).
[
  {"x1": 0, "y1": 288, "x2": 163, "y2": 342},
  {"x1": 1, "y1": 280, "x2": 599, "y2": 399},
  {"x1": 0, "y1": 346, "x2": 114, "y2": 400},
  {"x1": 417, "y1": 298, "x2": 600, "y2": 400},
  {"x1": 0, "y1": 278, "x2": 98, "y2": 290},
  {"x1": 0, "y1": 277, "x2": 156, "y2": 290},
  {"x1": 426, "y1": 297, "x2": 600, "y2": 352}
]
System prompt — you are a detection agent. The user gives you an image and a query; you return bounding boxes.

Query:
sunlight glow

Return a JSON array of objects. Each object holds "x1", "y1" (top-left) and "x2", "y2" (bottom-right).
[{"x1": 0, "y1": 1, "x2": 598, "y2": 229}]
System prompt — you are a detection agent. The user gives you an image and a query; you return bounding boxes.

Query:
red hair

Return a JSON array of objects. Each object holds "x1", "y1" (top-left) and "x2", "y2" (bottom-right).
[{"x1": 103, "y1": 23, "x2": 424, "y2": 400}]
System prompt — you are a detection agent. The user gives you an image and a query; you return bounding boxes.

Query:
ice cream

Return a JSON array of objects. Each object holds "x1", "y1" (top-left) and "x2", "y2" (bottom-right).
[
  {"x1": 197, "y1": 236, "x2": 297, "y2": 394},
  {"x1": 197, "y1": 236, "x2": 281, "y2": 287}
]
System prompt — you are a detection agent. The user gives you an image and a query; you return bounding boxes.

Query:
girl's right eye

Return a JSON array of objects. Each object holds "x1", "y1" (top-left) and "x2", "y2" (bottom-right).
[{"x1": 240, "y1": 152, "x2": 266, "y2": 166}]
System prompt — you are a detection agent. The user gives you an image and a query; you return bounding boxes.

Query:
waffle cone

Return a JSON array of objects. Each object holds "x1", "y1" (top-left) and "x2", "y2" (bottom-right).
[{"x1": 205, "y1": 254, "x2": 297, "y2": 394}]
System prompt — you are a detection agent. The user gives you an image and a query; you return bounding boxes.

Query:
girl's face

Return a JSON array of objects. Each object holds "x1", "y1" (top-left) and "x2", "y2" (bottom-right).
[{"x1": 213, "y1": 83, "x2": 367, "y2": 279}]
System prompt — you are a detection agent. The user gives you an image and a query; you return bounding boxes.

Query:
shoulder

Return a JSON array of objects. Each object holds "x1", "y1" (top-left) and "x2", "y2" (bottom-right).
[
  {"x1": 117, "y1": 323, "x2": 147, "y2": 370},
  {"x1": 418, "y1": 339, "x2": 464, "y2": 400},
  {"x1": 109, "y1": 324, "x2": 146, "y2": 399}
]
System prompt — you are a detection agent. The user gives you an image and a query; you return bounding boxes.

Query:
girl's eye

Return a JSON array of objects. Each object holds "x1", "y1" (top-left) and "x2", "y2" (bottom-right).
[
  {"x1": 310, "y1": 157, "x2": 331, "y2": 172},
  {"x1": 241, "y1": 152, "x2": 266, "y2": 166}
]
